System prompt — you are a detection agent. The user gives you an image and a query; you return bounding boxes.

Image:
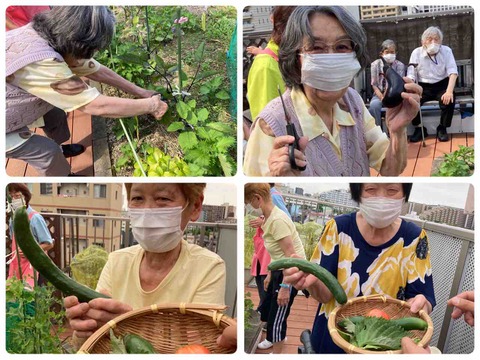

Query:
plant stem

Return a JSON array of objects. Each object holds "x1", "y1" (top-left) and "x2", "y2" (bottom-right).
[
  {"x1": 145, "y1": 6, "x2": 151, "y2": 54},
  {"x1": 176, "y1": 7, "x2": 182, "y2": 95},
  {"x1": 119, "y1": 119, "x2": 147, "y2": 177}
]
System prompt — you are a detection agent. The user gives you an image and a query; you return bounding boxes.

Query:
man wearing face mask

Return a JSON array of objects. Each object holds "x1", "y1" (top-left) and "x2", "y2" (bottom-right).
[
  {"x1": 7, "y1": 183, "x2": 54, "y2": 289},
  {"x1": 283, "y1": 183, "x2": 435, "y2": 353},
  {"x1": 407, "y1": 26, "x2": 458, "y2": 142},
  {"x1": 369, "y1": 39, "x2": 406, "y2": 132},
  {"x1": 244, "y1": 6, "x2": 422, "y2": 177},
  {"x1": 64, "y1": 183, "x2": 227, "y2": 349}
]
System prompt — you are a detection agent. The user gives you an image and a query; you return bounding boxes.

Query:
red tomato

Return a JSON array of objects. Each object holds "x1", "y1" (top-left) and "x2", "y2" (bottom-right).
[
  {"x1": 367, "y1": 308, "x2": 390, "y2": 320},
  {"x1": 175, "y1": 344, "x2": 211, "y2": 354}
]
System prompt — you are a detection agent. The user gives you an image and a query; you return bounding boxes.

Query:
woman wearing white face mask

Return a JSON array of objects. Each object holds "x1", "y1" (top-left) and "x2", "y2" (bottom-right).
[
  {"x1": 244, "y1": 6, "x2": 422, "y2": 177},
  {"x1": 369, "y1": 39, "x2": 406, "y2": 132},
  {"x1": 63, "y1": 183, "x2": 226, "y2": 348},
  {"x1": 407, "y1": 26, "x2": 458, "y2": 143},
  {"x1": 283, "y1": 183, "x2": 435, "y2": 353}
]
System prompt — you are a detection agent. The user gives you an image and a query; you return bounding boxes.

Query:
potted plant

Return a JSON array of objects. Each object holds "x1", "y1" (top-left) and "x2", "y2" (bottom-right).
[{"x1": 432, "y1": 146, "x2": 474, "y2": 176}]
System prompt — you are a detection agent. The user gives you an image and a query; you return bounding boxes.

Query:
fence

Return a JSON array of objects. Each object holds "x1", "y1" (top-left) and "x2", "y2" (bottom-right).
[{"x1": 25, "y1": 214, "x2": 237, "y2": 317}]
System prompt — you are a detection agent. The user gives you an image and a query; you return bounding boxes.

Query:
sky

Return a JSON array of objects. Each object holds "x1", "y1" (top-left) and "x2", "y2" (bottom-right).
[
  {"x1": 287, "y1": 183, "x2": 472, "y2": 209},
  {"x1": 204, "y1": 183, "x2": 237, "y2": 206}
]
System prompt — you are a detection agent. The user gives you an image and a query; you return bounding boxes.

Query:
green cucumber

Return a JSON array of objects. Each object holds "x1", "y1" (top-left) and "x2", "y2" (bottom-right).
[
  {"x1": 268, "y1": 258, "x2": 347, "y2": 304},
  {"x1": 124, "y1": 334, "x2": 156, "y2": 354},
  {"x1": 391, "y1": 317, "x2": 428, "y2": 331},
  {"x1": 13, "y1": 206, "x2": 109, "y2": 302},
  {"x1": 338, "y1": 316, "x2": 428, "y2": 331}
]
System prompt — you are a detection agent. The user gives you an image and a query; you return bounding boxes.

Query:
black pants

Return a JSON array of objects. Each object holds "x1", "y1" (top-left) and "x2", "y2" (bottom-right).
[
  {"x1": 412, "y1": 77, "x2": 455, "y2": 128},
  {"x1": 254, "y1": 262, "x2": 267, "y2": 310},
  {"x1": 258, "y1": 270, "x2": 298, "y2": 343}
]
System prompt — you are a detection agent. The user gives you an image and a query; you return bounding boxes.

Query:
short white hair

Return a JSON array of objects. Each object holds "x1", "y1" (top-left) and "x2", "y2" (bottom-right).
[{"x1": 421, "y1": 26, "x2": 443, "y2": 43}]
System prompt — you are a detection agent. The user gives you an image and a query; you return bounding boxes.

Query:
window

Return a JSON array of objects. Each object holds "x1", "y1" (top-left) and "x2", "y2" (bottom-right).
[
  {"x1": 40, "y1": 183, "x2": 53, "y2": 195},
  {"x1": 93, "y1": 214, "x2": 105, "y2": 227},
  {"x1": 94, "y1": 184, "x2": 107, "y2": 198}
]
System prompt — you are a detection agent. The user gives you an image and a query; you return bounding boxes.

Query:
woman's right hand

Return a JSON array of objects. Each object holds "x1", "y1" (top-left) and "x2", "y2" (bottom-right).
[
  {"x1": 249, "y1": 216, "x2": 264, "y2": 228},
  {"x1": 64, "y1": 294, "x2": 132, "y2": 338},
  {"x1": 268, "y1": 135, "x2": 308, "y2": 176},
  {"x1": 149, "y1": 95, "x2": 168, "y2": 119}
]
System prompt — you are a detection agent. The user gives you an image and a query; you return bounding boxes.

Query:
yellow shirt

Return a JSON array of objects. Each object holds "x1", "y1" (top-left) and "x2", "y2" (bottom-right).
[
  {"x1": 246, "y1": 40, "x2": 285, "y2": 120},
  {"x1": 243, "y1": 88, "x2": 389, "y2": 176},
  {"x1": 9, "y1": 58, "x2": 101, "y2": 112},
  {"x1": 96, "y1": 241, "x2": 226, "y2": 309},
  {"x1": 262, "y1": 206, "x2": 306, "y2": 261}
]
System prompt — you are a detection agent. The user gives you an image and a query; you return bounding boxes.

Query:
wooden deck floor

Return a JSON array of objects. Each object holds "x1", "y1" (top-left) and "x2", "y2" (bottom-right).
[
  {"x1": 245, "y1": 284, "x2": 319, "y2": 354},
  {"x1": 6, "y1": 110, "x2": 94, "y2": 176},
  {"x1": 371, "y1": 132, "x2": 474, "y2": 177}
]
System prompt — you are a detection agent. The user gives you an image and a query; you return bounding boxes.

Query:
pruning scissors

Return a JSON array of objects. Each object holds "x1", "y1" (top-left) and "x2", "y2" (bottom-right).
[{"x1": 277, "y1": 86, "x2": 306, "y2": 171}]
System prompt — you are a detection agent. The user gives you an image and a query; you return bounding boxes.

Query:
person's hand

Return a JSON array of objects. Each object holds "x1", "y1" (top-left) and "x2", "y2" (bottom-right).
[
  {"x1": 447, "y1": 291, "x2": 474, "y2": 326},
  {"x1": 401, "y1": 337, "x2": 431, "y2": 354},
  {"x1": 217, "y1": 321, "x2": 237, "y2": 349},
  {"x1": 64, "y1": 292, "x2": 132, "y2": 339},
  {"x1": 137, "y1": 89, "x2": 160, "y2": 99},
  {"x1": 149, "y1": 95, "x2": 168, "y2": 120},
  {"x1": 385, "y1": 77, "x2": 422, "y2": 134},
  {"x1": 246, "y1": 46, "x2": 262, "y2": 56},
  {"x1": 268, "y1": 135, "x2": 308, "y2": 176},
  {"x1": 407, "y1": 294, "x2": 432, "y2": 314},
  {"x1": 282, "y1": 255, "x2": 320, "y2": 292},
  {"x1": 277, "y1": 287, "x2": 290, "y2": 307},
  {"x1": 441, "y1": 91, "x2": 454, "y2": 105},
  {"x1": 249, "y1": 216, "x2": 264, "y2": 228}
]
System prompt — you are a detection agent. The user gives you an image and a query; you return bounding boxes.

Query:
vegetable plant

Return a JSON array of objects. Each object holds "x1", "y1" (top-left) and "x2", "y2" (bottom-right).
[{"x1": 432, "y1": 145, "x2": 474, "y2": 177}]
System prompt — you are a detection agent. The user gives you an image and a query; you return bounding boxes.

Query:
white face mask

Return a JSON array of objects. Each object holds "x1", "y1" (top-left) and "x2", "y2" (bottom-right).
[
  {"x1": 10, "y1": 198, "x2": 24, "y2": 212},
  {"x1": 301, "y1": 52, "x2": 361, "y2": 92},
  {"x1": 128, "y1": 205, "x2": 187, "y2": 253},
  {"x1": 359, "y1": 197, "x2": 404, "y2": 229},
  {"x1": 246, "y1": 204, "x2": 263, "y2": 217},
  {"x1": 382, "y1": 53, "x2": 396, "y2": 64},
  {"x1": 426, "y1": 43, "x2": 440, "y2": 55}
]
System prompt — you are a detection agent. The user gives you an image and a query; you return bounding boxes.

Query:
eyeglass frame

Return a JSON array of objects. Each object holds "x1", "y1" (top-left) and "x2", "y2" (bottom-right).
[{"x1": 300, "y1": 39, "x2": 358, "y2": 55}]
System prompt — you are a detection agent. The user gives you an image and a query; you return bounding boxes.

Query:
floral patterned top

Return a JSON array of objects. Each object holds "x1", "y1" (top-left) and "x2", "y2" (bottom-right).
[{"x1": 309, "y1": 212, "x2": 435, "y2": 353}]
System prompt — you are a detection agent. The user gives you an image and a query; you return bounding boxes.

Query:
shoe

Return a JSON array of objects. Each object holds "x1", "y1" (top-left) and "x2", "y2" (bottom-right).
[
  {"x1": 410, "y1": 127, "x2": 428, "y2": 143},
  {"x1": 62, "y1": 144, "x2": 85, "y2": 158},
  {"x1": 257, "y1": 339, "x2": 273, "y2": 350},
  {"x1": 437, "y1": 125, "x2": 449, "y2": 142}
]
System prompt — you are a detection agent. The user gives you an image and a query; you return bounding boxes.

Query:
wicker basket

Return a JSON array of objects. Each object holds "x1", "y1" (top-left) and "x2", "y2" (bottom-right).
[
  {"x1": 78, "y1": 303, "x2": 236, "y2": 354},
  {"x1": 328, "y1": 294, "x2": 434, "y2": 354}
]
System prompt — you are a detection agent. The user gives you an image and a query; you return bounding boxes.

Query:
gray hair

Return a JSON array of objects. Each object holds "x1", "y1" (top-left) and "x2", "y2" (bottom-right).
[
  {"x1": 380, "y1": 39, "x2": 396, "y2": 53},
  {"x1": 279, "y1": 6, "x2": 368, "y2": 89},
  {"x1": 32, "y1": 6, "x2": 115, "y2": 59},
  {"x1": 421, "y1": 26, "x2": 443, "y2": 43}
]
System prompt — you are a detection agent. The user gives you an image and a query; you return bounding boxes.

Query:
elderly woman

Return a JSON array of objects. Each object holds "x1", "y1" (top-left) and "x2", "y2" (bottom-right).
[
  {"x1": 369, "y1": 39, "x2": 406, "y2": 132},
  {"x1": 6, "y1": 6, "x2": 168, "y2": 176},
  {"x1": 407, "y1": 26, "x2": 458, "y2": 142},
  {"x1": 64, "y1": 183, "x2": 226, "y2": 345},
  {"x1": 245, "y1": 183, "x2": 306, "y2": 354},
  {"x1": 243, "y1": 6, "x2": 422, "y2": 177},
  {"x1": 284, "y1": 183, "x2": 435, "y2": 353}
]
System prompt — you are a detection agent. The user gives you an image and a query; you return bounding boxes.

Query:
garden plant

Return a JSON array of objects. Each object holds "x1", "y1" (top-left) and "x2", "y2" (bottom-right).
[{"x1": 96, "y1": 6, "x2": 237, "y2": 176}]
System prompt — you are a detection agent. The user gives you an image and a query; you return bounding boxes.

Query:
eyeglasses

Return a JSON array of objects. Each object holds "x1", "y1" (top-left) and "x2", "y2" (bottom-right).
[{"x1": 303, "y1": 39, "x2": 357, "y2": 54}]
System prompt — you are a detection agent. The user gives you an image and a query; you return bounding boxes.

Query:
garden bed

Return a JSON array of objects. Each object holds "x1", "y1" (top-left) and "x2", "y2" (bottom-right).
[{"x1": 97, "y1": 6, "x2": 237, "y2": 177}]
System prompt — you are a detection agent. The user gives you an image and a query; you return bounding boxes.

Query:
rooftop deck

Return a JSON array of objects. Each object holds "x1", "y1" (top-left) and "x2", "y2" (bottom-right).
[{"x1": 6, "y1": 110, "x2": 95, "y2": 176}]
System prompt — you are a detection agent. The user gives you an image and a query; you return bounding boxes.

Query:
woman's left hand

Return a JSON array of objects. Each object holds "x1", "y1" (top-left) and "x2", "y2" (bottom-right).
[
  {"x1": 277, "y1": 287, "x2": 290, "y2": 307},
  {"x1": 385, "y1": 77, "x2": 422, "y2": 134},
  {"x1": 407, "y1": 294, "x2": 432, "y2": 314},
  {"x1": 137, "y1": 89, "x2": 160, "y2": 99}
]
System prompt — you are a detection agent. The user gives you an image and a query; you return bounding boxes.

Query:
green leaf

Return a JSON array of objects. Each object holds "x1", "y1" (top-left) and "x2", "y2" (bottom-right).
[
  {"x1": 110, "y1": 329, "x2": 127, "y2": 354},
  {"x1": 216, "y1": 136, "x2": 236, "y2": 151},
  {"x1": 115, "y1": 156, "x2": 129, "y2": 167},
  {"x1": 196, "y1": 127, "x2": 210, "y2": 140},
  {"x1": 176, "y1": 101, "x2": 190, "y2": 119},
  {"x1": 187, "y1": 149, "x2": 211, "y2": 168},
  {"x1": 218, "y1": 153, "x2": 233, "y2": 176},
  {"x1": 187, "y1": 99, "x2": 197, "y2": 109},
  {"x1": 186, "y1": 111, "x2": 198, "y2": 126},
  {"x1": 199, "y1": 85, "x2": 211, "y2": 95},
  {"x1": 207, "y1": 122, "x2": 234, "y2": 134},
  {"x1": 353, "y1": 317, "x2": 407, "y2": 351},
  {"x1": 117, "y1": 52, "x2": 148, "y2": 66},
  {"x1": 211, "y1": 76, "x2": 223, "y2": 88},
  {"x1": 178, "y1": 132, "x2": 198, "y2": 150},
  {"x1": 132, "y1": 16, "x2": 139, "y2": 26},
  {"x1": 153, "y1": 54, "x2": 166, "y2": 69},
  {"x1": 215, "y1": 90, "x2": 230, "y2": 100},
  {"x1": 194, "y1": 41, "x2": 206, "y2": 62},
  {"x1": 167, "y1": 121, "x2": 185, "y2": 132},
  {"x1": 196, "y1": 70, "x2": 219, "y2": 82},
  {"x1": 197, "y1": 108, "x2": 209, "y2": 122}
]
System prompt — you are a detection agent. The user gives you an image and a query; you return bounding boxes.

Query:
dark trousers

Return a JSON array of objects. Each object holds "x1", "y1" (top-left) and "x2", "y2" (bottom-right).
[
  {"x1": 259, "y1": 270, "x2": 298, "y2": 343},
  {"x1": 254, "y1": 263, "x2": 267, "y2": 310},
  {"x1": 412, "y1": 77, "x2": 455, "y2": 128}
]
